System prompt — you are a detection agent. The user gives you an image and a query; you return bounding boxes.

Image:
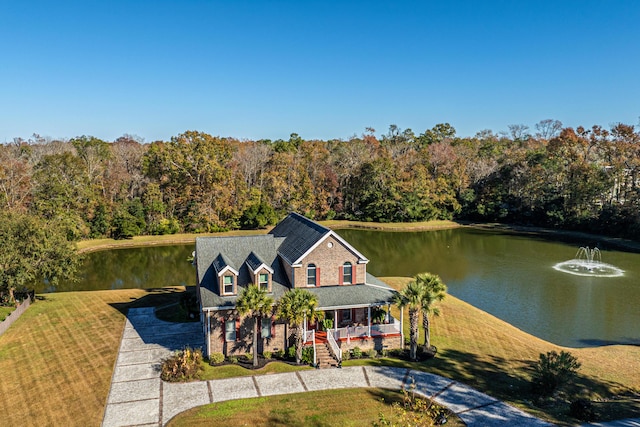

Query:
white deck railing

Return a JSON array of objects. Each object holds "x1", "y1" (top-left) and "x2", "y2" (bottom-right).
[
  {"x1": 326, "y1": 328, "x2": 342, "y2": 362},
  {"x1": 332, "y1": 316, "x2": 401, "y2": 341}
]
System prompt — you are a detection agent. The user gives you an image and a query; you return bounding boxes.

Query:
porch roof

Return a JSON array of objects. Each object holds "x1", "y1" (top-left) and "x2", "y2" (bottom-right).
[{"x1": 306, "y1": 273, "x2": 397, "y2": 309}]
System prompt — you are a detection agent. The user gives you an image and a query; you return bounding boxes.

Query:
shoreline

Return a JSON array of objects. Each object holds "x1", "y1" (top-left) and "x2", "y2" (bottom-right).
[{"x1": 77, "y1": 219, "x2": 640, "y2": 254}]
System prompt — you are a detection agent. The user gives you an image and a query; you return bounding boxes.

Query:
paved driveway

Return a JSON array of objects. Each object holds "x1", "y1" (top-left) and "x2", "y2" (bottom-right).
[{"x1": 102, "y1": 308, "x2": 568, "y2": 426}]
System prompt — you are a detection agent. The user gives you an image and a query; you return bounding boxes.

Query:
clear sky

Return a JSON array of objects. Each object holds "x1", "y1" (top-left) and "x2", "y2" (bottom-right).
[{"x1": 2, "y1": 0, "x2": 639, "y2": 143}]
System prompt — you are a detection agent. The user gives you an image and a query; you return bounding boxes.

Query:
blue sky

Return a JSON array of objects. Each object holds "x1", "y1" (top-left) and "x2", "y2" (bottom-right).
[{"x1": 2, "y1": 1, "x2": 639, "y2": 142}]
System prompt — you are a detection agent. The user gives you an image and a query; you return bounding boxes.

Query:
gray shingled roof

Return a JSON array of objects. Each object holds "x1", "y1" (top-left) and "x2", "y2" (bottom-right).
[
  {"x1": 196, "y1": 235, "x2": 289, "y2": 309},
  {"x1": 246, "y1": 251, "x2": 269, "y2": 273},
  {"x1": 306, "y1": 273, "x2": 396, "y2": 309},
  {"x1": 196, "y1": 214, "x2": 396, "y2": 311},
  {"x1": 268, "y1": 212, "x2": 330, "y2": 265}
]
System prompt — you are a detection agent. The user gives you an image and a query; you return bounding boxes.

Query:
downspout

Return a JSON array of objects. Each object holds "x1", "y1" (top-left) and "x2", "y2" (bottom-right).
[
  {"x1": 206, "y1": 309, "x2": 211, "y2": 357},
  {"x1": 367, "y1": 306, "x2": 371, "y2": 337}
]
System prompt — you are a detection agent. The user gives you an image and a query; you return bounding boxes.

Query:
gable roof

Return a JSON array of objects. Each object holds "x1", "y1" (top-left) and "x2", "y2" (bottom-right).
[
  {"x1": 269, "y1": 212, "x2": 369, "y2": 266},
  {"x1": 195, "y1": 234, "x2": 288, "y2": 309}
]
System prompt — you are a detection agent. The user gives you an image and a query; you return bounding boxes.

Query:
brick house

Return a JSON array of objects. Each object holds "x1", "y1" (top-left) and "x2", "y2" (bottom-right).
[{"x1": 195, "y1": 213, "x2": 403, "y2": 363}]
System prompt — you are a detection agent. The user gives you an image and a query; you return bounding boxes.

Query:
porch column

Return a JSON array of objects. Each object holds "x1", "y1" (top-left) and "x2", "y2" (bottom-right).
[
  {"x1": 333, "y1": 310, "x2": 337, "y2": 334},
  {"x1": 367, "y1": 306, "x2": 371, "y2": 337},
  {"x1": 400, "y1": 309, "x2": 404, "y2": 348},
  {"x1": 386, "y1": 304, "x2": 390, "y2": 323},
  {"x1": 303, "y1": 314, "x2": 307, "y2": 343}
]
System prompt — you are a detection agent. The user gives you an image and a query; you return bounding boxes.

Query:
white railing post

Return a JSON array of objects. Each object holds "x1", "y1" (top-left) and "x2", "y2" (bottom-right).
[
  {"x1": 327, "y1": 329, "x2": 342, "y2": 363},
  {"x1": 312, "y1": 330, "x2": 316, "y2": 367}
]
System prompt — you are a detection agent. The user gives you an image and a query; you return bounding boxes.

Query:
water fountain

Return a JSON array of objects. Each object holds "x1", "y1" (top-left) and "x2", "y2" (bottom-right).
[{"x1": 553, "y1": 247, "x2": 624, "y2": 277}]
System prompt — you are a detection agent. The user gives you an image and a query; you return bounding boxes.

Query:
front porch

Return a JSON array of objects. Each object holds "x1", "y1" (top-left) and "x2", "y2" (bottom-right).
[{"x1": 303, "y1": 305, "x2": 403, "y2": 353}]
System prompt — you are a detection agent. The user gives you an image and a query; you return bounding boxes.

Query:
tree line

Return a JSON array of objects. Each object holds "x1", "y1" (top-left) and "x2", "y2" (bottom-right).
[
  {"x1": 3, "y1": 120, "x2": 640, "y2": 237},
  {"x1": 2, "y1": 120, "x2": 640, "y2": 298}
]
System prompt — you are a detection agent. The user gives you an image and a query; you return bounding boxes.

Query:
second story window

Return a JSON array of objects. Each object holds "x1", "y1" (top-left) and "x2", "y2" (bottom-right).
[
  {"x1": 259, "y1": 273, "x2": 269, "y2": 291},
  {"x1": 343, "y1": 262, "x2": 352, "y2": 284},
  {"x1": 223, "y1": 275, "x2": 234, "y2": 295},
  {"x1": 307, "y1": 264, "x2": 316, "y2": 286}
]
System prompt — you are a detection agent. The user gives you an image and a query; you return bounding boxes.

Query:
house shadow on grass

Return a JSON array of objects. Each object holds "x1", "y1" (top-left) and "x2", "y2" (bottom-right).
[
  {"x1": 108, "y1": 286, "x2": 203, "y2": 352},
  {"x1": 426, "y1": 347, "x2": 638, "y2": 425}
]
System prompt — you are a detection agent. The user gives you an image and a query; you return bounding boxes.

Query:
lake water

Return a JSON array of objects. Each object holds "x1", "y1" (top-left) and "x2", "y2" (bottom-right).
[
  {"x1": 338, "y1": 227, "x2": 640, "y2": 348},
  {"x1": 43, "y1": 227, "x2": 640, "y2": 348}
]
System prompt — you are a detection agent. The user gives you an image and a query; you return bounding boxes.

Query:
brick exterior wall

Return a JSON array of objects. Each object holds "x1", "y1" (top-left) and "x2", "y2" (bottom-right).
[
  {"x1": 206, "y1": 310, "x2": 288, "y2": 357},
  {"x1": 292, "y1": 235, "x2": 367, "y2": 288}
]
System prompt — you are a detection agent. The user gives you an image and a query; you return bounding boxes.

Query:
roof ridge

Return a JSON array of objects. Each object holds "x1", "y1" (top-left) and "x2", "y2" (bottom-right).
[{"x1": 287, "y1": 212, "x2": 330, "y2": 234}]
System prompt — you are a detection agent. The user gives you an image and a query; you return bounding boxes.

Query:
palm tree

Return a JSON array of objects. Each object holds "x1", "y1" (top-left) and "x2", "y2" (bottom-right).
[
  {"x1": 393, "y1": 279, "x2": 424, "y2": 360},
  {"x1": 416, "y1": 273, "x2": 447, "y2": 353},
  {"x1": 275, "y1": 288, "x2": 322, "y2": 364},
  {"x1": 236, "y1": 284, "x2": 274, "y2": 367}
]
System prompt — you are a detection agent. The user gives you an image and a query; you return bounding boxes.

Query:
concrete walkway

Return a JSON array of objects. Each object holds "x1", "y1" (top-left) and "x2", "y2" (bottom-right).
[{"x1": 102, "y1": 308, "x2": 632, "y2": 427}]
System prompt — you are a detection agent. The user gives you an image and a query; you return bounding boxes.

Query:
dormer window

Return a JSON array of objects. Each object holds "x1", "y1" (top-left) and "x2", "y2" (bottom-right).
[
  {"x1": 307, "y1": 264, "x2": 317, "y2": 286},
  {"x1": 343, "y1": 262, "x2": 352, "y2": 284},
  {"x1": 222, "y1": 275, "x2": 235, "y2": 295},
  {"x1": 259, "y1": 273, "x2": 269, "y2": 291}
]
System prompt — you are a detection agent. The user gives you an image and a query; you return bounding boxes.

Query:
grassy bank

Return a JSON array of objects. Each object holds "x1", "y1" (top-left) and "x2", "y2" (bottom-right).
[
  {"x1": 0, "y1": 282, "x2": 638, "y2": 426},
  {"x1": 375, "y1": 277, "x2": 640, "y2": 424},
  {"x1": 76, "y1": 219, "x2": 462, "y2": 253}
]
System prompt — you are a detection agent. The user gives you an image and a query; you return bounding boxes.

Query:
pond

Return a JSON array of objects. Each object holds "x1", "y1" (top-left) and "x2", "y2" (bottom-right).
[
  {"x1": 338, "y1": 227, "x2": 640, "y2": 348},
  {"x1": 40, "y1": 227, "x2": 640, "y2": 348}
]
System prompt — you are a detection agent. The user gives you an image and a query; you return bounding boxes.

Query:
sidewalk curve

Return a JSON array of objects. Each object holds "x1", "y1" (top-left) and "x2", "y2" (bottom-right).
[{"x1": 102, "y1": 308, "x2": 563, "y2": 426}]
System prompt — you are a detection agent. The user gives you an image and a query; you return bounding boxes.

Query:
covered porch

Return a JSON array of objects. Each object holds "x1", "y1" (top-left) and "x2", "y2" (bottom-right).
[{"x1": 304, "y1": 304, "x2": 403, "y2": 344}]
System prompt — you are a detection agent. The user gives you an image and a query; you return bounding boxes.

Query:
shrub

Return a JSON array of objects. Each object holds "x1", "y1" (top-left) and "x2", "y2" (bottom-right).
[
  {"x1": 301, "y1": 347, "x2": 314, "y2": 365},
  {"x1": 367, "y1": 349, "x2": 378, "y2": 358},
  {"x1": 531, "y1": 350, "x2": 581, "y2": 395},
  {"x1": 209, "y1": 352, "x2": 225, "y2": 365},
  {"x1": 263, "y1": 351, "x2": 272, "y2": 360},
  {"x1": 287, "y1": 346, "x2": 296, "y2": 360},
  {"x1": 244, "y1": 353, "x2": 252, "y2": 362},
  {"x1": 274, "y1": 349, "x2": 285, "y2": 359},
  {"x1": 570, "y1": 399, "x2": 596, "y2": 421},
  {"x1": 228, "y1": 356, "x2": 238, "y2": 364},
  {"x1": 342, "y1": 350, "x2": 351, "y2": 360},
  {"x1": 160, "y1": 347, "x2": 203, "y2": 382},
  {"x1": 352, "y1": 346, "x2": 363, "y2": 359}
]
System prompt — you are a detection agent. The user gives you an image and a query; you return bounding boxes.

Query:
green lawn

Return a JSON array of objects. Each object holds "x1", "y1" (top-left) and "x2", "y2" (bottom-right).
[
  {"x1": 0, "y1": 282, "x2": 638, "y2": 426},
  {"x1": 0, "y1": 306, "x2": 14, "y2": 322},
  {"x1": 167, "y1": 387, "x2": 465, "y2": 427}
]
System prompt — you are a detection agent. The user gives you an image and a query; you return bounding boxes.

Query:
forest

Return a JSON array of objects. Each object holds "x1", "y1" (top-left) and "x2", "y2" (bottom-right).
[
  {"x1": 3, "y1": 120, "x2": 640, "y2": 298},
  {"x1": 2, "y1": 120, "x2": 640, "y2": 239}
]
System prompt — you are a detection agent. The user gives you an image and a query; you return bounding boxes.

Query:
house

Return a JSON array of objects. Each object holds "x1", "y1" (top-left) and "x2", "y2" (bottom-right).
[{"x1": 194, "y1": 212, "x2": 403, "y2": 364}]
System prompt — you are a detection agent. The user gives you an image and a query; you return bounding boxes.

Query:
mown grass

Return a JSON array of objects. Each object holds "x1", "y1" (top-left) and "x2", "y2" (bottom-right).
[
  {"x1": 167, "y1": 387, "x2": 465, "y2": 427},
  {"x1": 0, "y1": 287, "x2": 187, "y2": 426},
  {"x1": 199, "y1": 360, "x2": 312, "y2": 380},
  {"x1": 1, "y1": 279, "x2": 638, "y2": 426},
  {"x1": 362, "y1": 277, "x2": 640, "y2": 425},
  {"x1": 0, "y1": 306, "x2": 14, "y2": 321}
]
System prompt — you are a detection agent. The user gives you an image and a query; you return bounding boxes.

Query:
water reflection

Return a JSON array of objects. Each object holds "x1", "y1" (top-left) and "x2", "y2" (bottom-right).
[
  {"x1": 337, "y1": 228, "x2": 640, "y2": 348},
  {"x1": 38, "y1": 244, "x2": 195, "y2": 293}
]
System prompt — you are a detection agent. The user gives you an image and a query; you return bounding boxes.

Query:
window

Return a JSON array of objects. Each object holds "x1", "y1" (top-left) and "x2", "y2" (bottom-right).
[
  {"x1": 223, "y1": 275, "x2": 234, "y2": 294},
  {"x1": 259, "y1": 273, "x2": 269, "y2": 291},
  {"x1": 261, "y1": 318, "x2": 271, "y2": 338},
  {"x1": 341, "y1": 309, "x2": 351, "y2": 322},
  {"x1": 225, "y1": 319, "x2": 236, "y2": 341},
  {"x1": 307, "y1": 264, "x2": 316, "y2": 286},
  {"x1": 343, "y1": 262, "x2": 352, "y2": 284}
]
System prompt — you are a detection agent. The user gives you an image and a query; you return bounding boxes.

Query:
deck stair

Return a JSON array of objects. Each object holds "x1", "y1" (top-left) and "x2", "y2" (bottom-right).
[{"x1": 313, "y1": 331, "x2": 340, "y2": 369}]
